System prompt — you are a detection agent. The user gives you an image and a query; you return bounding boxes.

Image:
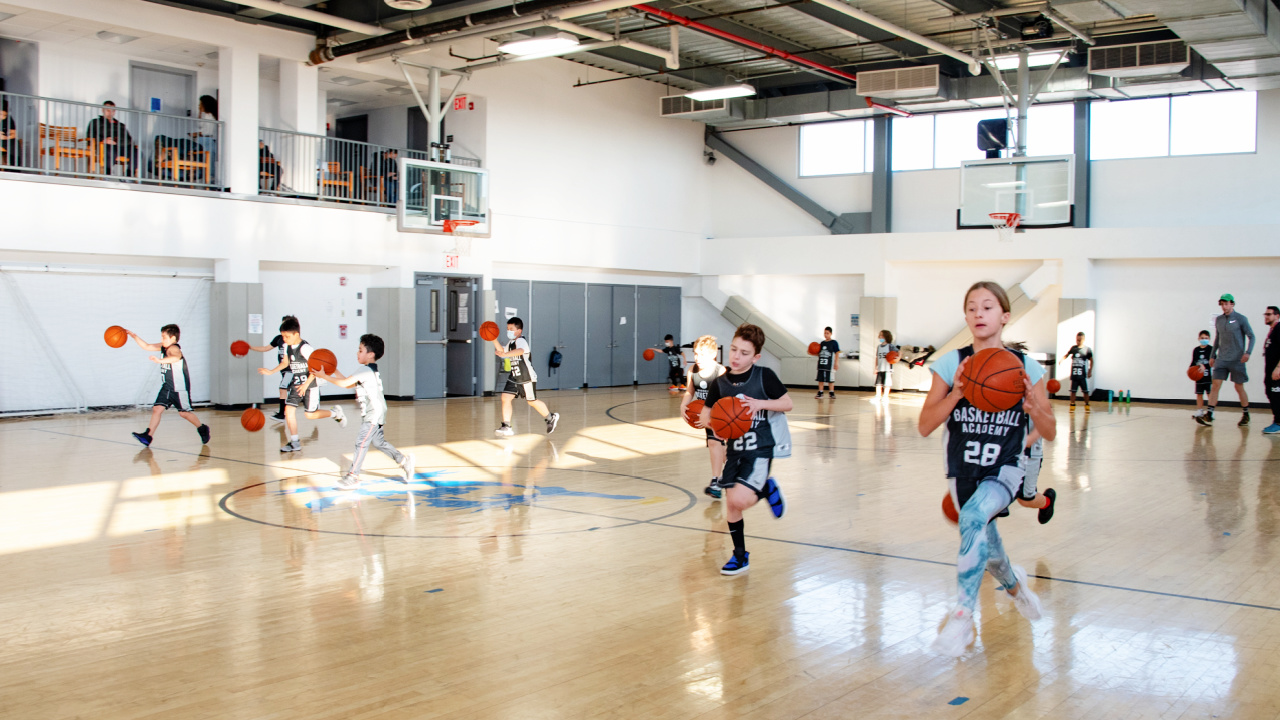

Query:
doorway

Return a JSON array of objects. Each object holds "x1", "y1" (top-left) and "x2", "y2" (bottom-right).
[{"x1": 415, "y1": 274, "x2": 480, "y2": 399}]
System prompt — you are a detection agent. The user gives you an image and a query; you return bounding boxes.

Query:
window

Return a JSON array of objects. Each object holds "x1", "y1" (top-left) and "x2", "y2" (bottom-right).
[
  {"x1": 1090, "y1": 91, "x2": 1256, "y2": 160},
  {"x1": 891, "y1": 104, "x2": 1076, "y2": 170},
  {"x1": 799, "y1": 120, "x2": 871, "y2": 176},
  {"x1": 891, "y1": 115, "x2": 934, "y2": 171}
]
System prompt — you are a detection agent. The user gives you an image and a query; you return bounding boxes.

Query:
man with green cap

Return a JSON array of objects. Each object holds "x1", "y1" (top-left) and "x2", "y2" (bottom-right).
[{"x1": 1196, "y1": 293, "x2": 1255, "y2": 426}]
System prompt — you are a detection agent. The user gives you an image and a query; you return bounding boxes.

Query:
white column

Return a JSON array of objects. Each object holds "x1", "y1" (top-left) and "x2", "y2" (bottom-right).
[
  {"x1": 219, "y1": 44, "x2": 260, "y2": 195},
  {"x1": 279, "y1": 59, "x2": 320, "y2": 134}
]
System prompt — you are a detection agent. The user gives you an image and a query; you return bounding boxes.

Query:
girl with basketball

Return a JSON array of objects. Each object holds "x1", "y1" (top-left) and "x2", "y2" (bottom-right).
[
  {"x1": 917, "y1": 281, "x2": 1056, "y2": 656},
  {"x1": 680, "y1": 335, "x2": 727, "y2": 499}
]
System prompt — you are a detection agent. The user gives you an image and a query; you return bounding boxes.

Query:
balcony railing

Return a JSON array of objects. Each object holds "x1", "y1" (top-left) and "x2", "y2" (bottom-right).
[
  {"x1": 258, "y1": 127, "x2": 480, "y2": 207},
  {"x1": 0, "y1": 91, "x2": 223, "y2": 190}
]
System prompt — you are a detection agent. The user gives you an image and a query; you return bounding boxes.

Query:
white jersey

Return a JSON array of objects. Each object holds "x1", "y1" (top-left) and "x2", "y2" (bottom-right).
[{"x1": 349, "y1": 363, "x2": 388, "y2": 426}]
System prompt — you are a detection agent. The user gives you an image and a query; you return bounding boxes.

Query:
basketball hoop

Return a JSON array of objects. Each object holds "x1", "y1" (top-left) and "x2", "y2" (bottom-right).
[
  {"x1": 989, "y1": 212, "x2": 1021, "y2": 242},
  {"x1": 442, "y1": 219, "x2": 480, "y2": 234}
]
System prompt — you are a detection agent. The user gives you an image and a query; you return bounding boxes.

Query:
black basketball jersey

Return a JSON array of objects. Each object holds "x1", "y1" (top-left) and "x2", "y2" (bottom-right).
[
  {"x1": 507, "y1": 337, "x2": 534, "y2": 382},
  {"x1": 159, "y1": 343, "x2": 191, "y2": 394},
  {"x1": 691, "y1": 362, "x2": 724, "y2": 402},
  {"x1": 1067, "y1": 346, "x2": 1092, "y2": 377},
  {"x1": 943, "y1": 345, "x2": 1029, "y2": 479},
  {"x1": 1192, "y1": 345, "x2": 1213, "y2": 378},
  {"x1": 714, "y1": 365, "x2": 792, "y2": 458},
  {"x1": 817, "y1": 340, "x2": 838, "y2": 370},
  {"x1": 285, "y1": 341, "x2": 311, "y2": 385},
  {"x1": 663, "y1": 345, "x2": 682, "y2": 369}
]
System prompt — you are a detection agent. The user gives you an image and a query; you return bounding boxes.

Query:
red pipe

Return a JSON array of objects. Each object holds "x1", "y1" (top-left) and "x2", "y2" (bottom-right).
[{"x1": 634, "y1": 4, "x2": 858, "y2": 84}]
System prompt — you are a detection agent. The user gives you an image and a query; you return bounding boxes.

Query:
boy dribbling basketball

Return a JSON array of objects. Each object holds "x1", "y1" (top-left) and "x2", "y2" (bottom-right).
[
  {"x1": 663, "y1": 334, "x2": 686, "y2": 390},
  {"x1": 127, "y1": 324, "x2": 210, "y2": 446},
  {"x1": 917, "y1": 281, "x2": 1055, "y2": 656},
  {"x1": 681, "y1": 335, "x2": 727, "y2": 499},
  {"x1": 699, "y1": 323, "x2": 792, "y2": 576},
  {"x1": 1062, "y1": 332, "x2": 1093, "y2": 412},
  {"x1": 247, "y1": 316, "x2": 296, "y2": 421},
  {"x1": 1191, "y1": 330, "x2": 1213, "y2": 417},
  {"x1": 815, "y1": 327, "x2": 839, "y2": 399},
  {"x1": 492, "y1": 317, "x2": 559, "y2": 437},
  {"x1": 258, "y1": 317, "x2": 345, "y2": 453},
  {"x1": 875, "y1": 330, "x2": 898, "y2": 402}
]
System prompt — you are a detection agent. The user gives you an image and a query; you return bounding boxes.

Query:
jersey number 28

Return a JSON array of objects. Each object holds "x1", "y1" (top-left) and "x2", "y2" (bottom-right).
[
  {"x1": 963, "y1": 441, "x2": 1001, "y2": 467},
  {"x1": 732, "y1": 432, "x2": 758, "y2": 452}
]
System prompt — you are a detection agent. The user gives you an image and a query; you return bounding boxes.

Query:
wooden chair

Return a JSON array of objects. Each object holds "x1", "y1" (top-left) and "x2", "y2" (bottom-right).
[
  {"x1": 320, "y1": 161, "x2": 352, "y2": 200},
  {"x1": 86, "y1": 138, "x2": 136, "y2": 178},
  {"x1": 260, "y1": 158, "x2": 281, "y2": 191},
  {"x1": 359, "y1": 166, "x2": 385, "y2": 203},
  {"x1": 158, "y1": 146, "x2": 210, "y2": 186},
  {"x1": 39, "y1": 124, "x2": 92, "y2": 173}
]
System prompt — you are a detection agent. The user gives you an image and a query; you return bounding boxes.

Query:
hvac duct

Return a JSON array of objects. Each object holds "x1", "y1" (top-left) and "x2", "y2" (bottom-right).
[{"x1": 1118, "y1": 0, "x2": 1280, "y2": 90}]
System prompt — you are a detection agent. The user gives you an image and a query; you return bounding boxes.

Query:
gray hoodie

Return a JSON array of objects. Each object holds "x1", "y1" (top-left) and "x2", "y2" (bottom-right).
[{"x1": 1213, "y1": 310, "x2": 1255, "y2": 363}]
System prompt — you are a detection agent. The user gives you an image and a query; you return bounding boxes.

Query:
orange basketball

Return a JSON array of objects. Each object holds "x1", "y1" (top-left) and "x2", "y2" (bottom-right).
[
  {"x1": 942, "y1": 493, "x2": 959, "y2": 524},
  {"x1": 886, "y1": 350, "x2": 900, "y2": 364},
  {"x1": 307, "y1": 348, "x2": 337, "y2": 375},
  {"x1": 960, "y1": 347, "x2": 1026, "y2": 413},
  {"x1": 479, "y1": 321, "x2": 501, "y2": 342},
  {"x1": 709, "y1": 396, "x2": 753, "y2": 440},
  {"x1": 1047, "y1": 378, "x2": 1061, "y2": 394},
  {"x1": 643, "y1": 348, "x2": 656, "y2": 361},
  {"x1": 230, "y1": 340, "x2": 250, "y2": 357},
  {"x1": 104, "y1": 325, "x2": 127, "y2": 348},
  {"x1": 683, "y1": 399, "x2": 705, "y2": 428},
  {"x1": 1188, "y1": 365, "x2": 1206, "y2": 381},
  {"x1": 241, "y1": 407, "x2": 265, "y2": 432},
  {"x1": 808, "y1": 341, "x2": 821, "y2": 356}
]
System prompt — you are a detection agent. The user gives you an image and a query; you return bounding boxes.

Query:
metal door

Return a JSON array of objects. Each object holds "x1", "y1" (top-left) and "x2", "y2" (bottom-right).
[
  {"x1": 586, "y1": 284, "x2": 612, "y2": 387},
  {"x1": 531, "y1": 282, "x2": 561, "y2": 391},
  {"x1": 611, "y1": 285, "x2": 636, "y2": 387},
  {"x1": 636, "y1": 286, "x2": 667, "y2": 385},
  {"x1": 446, "y1": 277, "x2": 475, "y2": 396},
  {"x1": 130, "y1": 63, "x2": 195, "y2": 147},
  {"x1": 557, "y1": 283, "x2": 586, "y2": 390},
  {"x1": 414, "y1": 275, "x2": 447, "y2": 399}
]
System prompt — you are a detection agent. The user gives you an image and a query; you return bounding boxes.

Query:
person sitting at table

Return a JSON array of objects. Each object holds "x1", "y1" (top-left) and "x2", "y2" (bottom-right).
[
  {"x1": 84, "y1": 101, "x2": 137, "y2": 176},
  {"x1": 369, "y1": 147, "x2": 399, "y2": 203}
]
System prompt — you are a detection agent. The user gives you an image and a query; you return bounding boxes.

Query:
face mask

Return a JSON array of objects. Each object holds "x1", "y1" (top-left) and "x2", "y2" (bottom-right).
[
  {"x1": 1200, "y1": 339, "x2": 1210, "y2": 346},
  {"x1": 506, "y1": 331, "x2": 515, "y2": 341},
  {"x1": 879, "y1": 338, "x2": 886, "y2": 344}
]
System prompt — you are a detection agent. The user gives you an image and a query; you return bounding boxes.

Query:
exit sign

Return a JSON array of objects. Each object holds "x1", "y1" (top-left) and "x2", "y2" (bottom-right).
[{"x1": 444, "y1": 254, "x2": 460, "y2": 269}]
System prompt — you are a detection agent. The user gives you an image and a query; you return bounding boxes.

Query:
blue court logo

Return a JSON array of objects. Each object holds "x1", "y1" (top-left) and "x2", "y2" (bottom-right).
[{"x1": 275, "y1": 471, "x2": 645, "y2": 512}]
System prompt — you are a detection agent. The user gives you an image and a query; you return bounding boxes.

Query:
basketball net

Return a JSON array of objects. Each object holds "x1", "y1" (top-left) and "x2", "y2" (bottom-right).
[
  {"x1": 442, "y1": 219, "x2": 479, "y2": 256},
  {"x1": 989, "y1": 212, "x2": 1021, "y2": 243}
]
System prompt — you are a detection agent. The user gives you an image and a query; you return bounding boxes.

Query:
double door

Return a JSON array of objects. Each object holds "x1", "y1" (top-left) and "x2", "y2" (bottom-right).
[
  {"x1": 415, "y1": 274, "x2": 477, "y2": 399},
  {"x1": 531, "y1": 282, "x2": 585, "y2": 391},
  {"x1": 635, "y1": 286, "x2": 684, "y2": 385},
  {"x1": 586, "y1": 284, "x2": 637, "y2": 388}
]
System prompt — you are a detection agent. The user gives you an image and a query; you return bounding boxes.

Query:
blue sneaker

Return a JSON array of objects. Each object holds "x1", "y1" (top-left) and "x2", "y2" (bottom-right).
[
  {"x1": 132, "y1": 430, "x2": 152, "y2": 447},
  {"x1": 762, "y1": 477, "x2": 786, "y2": 519},
  {"x1": 1264, "y1": 424, "x2": 1280, "y2": 435},
  {"x1": 721, "y1": 551, "x2": 749, "y2": 575},
  {"x1": 704, "y1": 482, "x2": 722, "y2": 499}
]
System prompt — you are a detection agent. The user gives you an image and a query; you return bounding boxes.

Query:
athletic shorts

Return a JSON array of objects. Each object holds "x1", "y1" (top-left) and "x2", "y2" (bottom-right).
[
  {"x1": 705, "y1": 428, "x2": 725, "y2": 445},
  {"x1": 502, "y1": 376, "x2": 536, "y2": 400},
  {"x1": 951, "y1": 463, "x2": 1024, "y2": 520},
  {"x1": 278, "y1": 370, "x2": 294, "y2": 390},
  {"x1": 1070, "y1": 376, "x2": 1089, "y2": 394},
  {"x1": 154, "y1": 386, "x2": 193, "y2": 412},
  {"x1": 876, "y1": 371, "x2": 888, "y2": 386},
  {"x1": 720, "y1": 451, "x2": 771, "y2": 493},
  {"x1": 668, "y1": 367, "x2": 684, "y2": 385},
  {"x1": 1212, "y1": 360, "x2": 1248, "y2": 384},
  {"x1": 286, "y1": 383, "x2": 321, "y2": 412},
  {"x1": 1195, "y1": 379, "x2": 1212, "y2": 395},
  {"x1": 815, "y1": 369, "x2": 833, "y2": 383}
]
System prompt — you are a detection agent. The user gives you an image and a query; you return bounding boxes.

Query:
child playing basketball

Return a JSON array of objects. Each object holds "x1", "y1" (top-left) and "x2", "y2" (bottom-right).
[
  {"x1": 127, "y1": 324, "x2": 211, "y2": 446},
  {"x1": 917, "y1": 281, "x2": 1055, "y2": 656},
  {"x1": 1061, "y1": 332, "x2": 1093, "y2": 412},
  {"x1": 681, "y1": 335, "x2": 727, "y2": 499},
  {"x1": 663, "y1": 335, "x2": 686, "y2": 390},
  {"x1": 310, "y1": 334, "x2": 415, "y2": 489},
  {"x1": 492, "y1": 317, "x2": 559, "y2": 437},
  {"x1": 875, "y1": 330, "x2": 898, "y2": 402},
  {"x1": 815, "y1": 327, "x2": 839, "y2": 399},
  {"x1": 258, "y1": 317, "x2": 345, "y2": 453},
  {"x1": 247, "y1": 315, "x2": 295, "y2": 421},
  {"x1": 1191, "y1": 330, "x2": 1213, "y2": 417},
  {"x1": 699, "y1": 323, "x2": 792, "y2": 576}
]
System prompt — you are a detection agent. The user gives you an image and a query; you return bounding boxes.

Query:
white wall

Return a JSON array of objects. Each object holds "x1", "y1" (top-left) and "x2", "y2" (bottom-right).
[
  {"x1": 258, "y1": 78, "x2": 282, "y2": 130},
  {"x1": 718, "y1": 274, "x2": 864, "y2": 347},
  {"x1": 259, "y1": 267, "x2": 368, "y2": 400},
  {"x1": 37, "y1": 43, "x2": 217, "y2": 109}
]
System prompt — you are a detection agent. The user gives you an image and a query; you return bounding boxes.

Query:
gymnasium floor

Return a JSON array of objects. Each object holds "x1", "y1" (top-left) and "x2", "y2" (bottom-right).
[{"x1": 3, "y1": 387, "x2": 1279, "y2": 719}]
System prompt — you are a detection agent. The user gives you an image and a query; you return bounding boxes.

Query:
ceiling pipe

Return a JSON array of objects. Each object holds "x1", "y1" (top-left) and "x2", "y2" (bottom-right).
[
  {"x1": 633, "y1": 4, "x2": 857, "y2": 84},
  {"x1": 229, "y1": 0, "x2": 385, "y2": 36},
  {"x1": 805, "y1": 0, "x2": 983, "y2": 74}
]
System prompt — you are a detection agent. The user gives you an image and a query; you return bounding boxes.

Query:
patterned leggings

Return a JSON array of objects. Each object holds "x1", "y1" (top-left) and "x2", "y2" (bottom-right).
[
  {"x1": 956, "y1": 480, "x2": 1019, "y2": 612},
  {"x1": 348, "y1": 422, "x2": 404, "y2": 479}
]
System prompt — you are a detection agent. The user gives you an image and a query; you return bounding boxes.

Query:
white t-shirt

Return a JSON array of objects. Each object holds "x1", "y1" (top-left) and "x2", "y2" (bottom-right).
[{"x1": 349, "y1": 364, "x2": 387, "y2": 425}]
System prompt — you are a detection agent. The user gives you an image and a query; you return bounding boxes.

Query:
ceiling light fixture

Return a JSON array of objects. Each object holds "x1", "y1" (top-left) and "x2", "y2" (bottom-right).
[
  {"x1": 498, "y1": 32, "x2": 580, "y2": 57},
  {"x1": 684, "y1": 83, "x2": 756, "y2": 102},
  {"x1": 97, "y1": 30, "x2": 139, "y2": 44},
  {"x1": 327, "y1": 75, "x2": 369, "y2": 86},
  {"x1": 386, "y1": 0, "x2": 432, "y2": 9},
  {"x1": 992, "y1": 50, "x2": 1067, "y2": 71}
]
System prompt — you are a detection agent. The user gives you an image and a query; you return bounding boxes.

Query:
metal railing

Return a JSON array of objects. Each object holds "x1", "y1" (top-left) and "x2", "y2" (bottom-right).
[
  {"x1": 258, "y1": 127, "x2": 480, "y2": 207},
  {"x1": 0, "y1": 91, "x2": 223, "y2": 190}
]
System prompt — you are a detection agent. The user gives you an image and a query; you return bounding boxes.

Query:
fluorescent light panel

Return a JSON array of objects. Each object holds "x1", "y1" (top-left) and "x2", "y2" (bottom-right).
[
  {"x1": 97, "y1": 30, "x2": 139, "y2": 44},
  {"x1": 684, "y1": 83, "x2": 756, "y2": 102},
  {"x1": 993, "y1": 51, "x2": 1066, "y2": 70},
  {"x1": 498, "y1": 33, "x2": 579, "y2": 56}
]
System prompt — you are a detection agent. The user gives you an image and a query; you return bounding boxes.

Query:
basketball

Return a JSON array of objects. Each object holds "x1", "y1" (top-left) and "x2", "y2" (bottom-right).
[
  {"x1": 307, "y1": 348, "x2": 337, "y2": 375},
  {"x1": 479, "y1": 321, "x2": 500, "y2": 342},
  {"x1": 709, "y1": 396, "x2": 753, "y2": 440},
  {"x1": 942, "y1": 493, "x2": 959, "y2": 524},
  {"x1": 230, "y1": 340, "x2": 250, "y2": 357},
  {"x1": 960, "y1": 347, "x2": 1026, "y2": 413},
  {"x1": 643, "y1": 348, "x2": 656, "y2": 361},
  {"x1": 886, "y1": 350, "x2": 900, "y2": 364},
  {"x1": 1047, "y1": 378, "x2": 1061, "y2": 394},
  {"x1": 1188, "y1": 365, "x2": 1205, "y2": 381},
  {"x1": 241, "y1": 407, "x2": 265, "y2": 432},
  {"x1": 683, "y1": 399, "x2": 704, "y2": 428},
  {"x1": 808, "y1": 341, "x2": 820, "y2": 356},
  {"x1": 104, "y1": 325, "x2": 127, "y2": 348}
]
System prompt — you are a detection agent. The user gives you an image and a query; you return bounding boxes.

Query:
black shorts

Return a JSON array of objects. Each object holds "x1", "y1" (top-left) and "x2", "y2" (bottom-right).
[
  {"x1": 720, "y1": 451, "x2": 771, "y2": 493},
  {"x1": 286, "y1": 383, "x2": 320, "y2": 412},
  {"x1": 1195, "y1": 379, "x2": 1212, "y2": 395},
  {"x1": 154, "y1": 386, "x2": 193, "y2": 412},
  {"x1": 705, "y1": 428, "x2": 725, "y2": 445},
  {"x1": 502, "y1": 376, "x2": 537, "y2": 400},
  {"x1": 815, "y1": 369, "x2": 833, "y2": 383},
  {"x1": 1070, "y1": 376, "x2": 1089, "y2": 394},
  {"x1": 876, "y1": 371, "x2": 888, "y2": 386},
  {"x1": 668, "y1": 367, "x2": 684, "y2": 385},
  {"x1": 278, "y1": 370, "x2": 294, "y2": 390}
]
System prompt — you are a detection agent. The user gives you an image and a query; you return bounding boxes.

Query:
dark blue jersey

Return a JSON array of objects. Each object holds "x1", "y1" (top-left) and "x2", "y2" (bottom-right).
[
  {"x1": 942, "y1": 346, "x2": 1030, "y2": 479},
  {"x1": 817, "y1": 340, "x2": 839, "y2": 370}
]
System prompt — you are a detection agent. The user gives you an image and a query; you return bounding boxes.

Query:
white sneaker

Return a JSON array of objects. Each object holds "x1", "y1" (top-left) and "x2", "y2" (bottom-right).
[
  {"x1": 1007, "y1": 566, "x2": 1043, "y2": 620},
  {"x1": 331, "y1": 405, "x2": 347, "y2": 428},
  {"x1": 400, "y1": 453, "x2": 416, "y2": 482},
  {"x1": 337, "y1": 475, "x2": 360, "y2": 490},
  {"x1": 932, "y1": 607, "x2": 975, "y2": 657},
  {"x1": 495, "y1": 424, "x2": 514, "y2": 437},
  {"x1": 280, "y1": 440, "x2": 301, "y2": 453}
]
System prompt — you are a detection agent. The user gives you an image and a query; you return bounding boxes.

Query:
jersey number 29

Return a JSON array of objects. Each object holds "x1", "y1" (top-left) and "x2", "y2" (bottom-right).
[
  {"x1": 963, "y1": 441, "x2": 1001, "y2": 467},
  {"x1": 732, "y1": 432, "x2": 758, "y2": 452}
]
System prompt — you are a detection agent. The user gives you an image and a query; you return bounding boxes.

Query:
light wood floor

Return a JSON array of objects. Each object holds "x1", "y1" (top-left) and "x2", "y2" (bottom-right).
[{"x1": 4, "y1": 387, "x2": 1280, "y2": 719}]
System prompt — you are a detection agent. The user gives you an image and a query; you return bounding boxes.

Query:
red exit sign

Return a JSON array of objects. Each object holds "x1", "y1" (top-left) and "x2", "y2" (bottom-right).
[{"x1": 444, "y1": 254, "x2": 460, "y2": 269}]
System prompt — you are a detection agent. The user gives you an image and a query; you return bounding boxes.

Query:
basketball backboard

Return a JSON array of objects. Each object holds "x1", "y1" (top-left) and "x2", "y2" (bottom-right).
[
  {"x1": 958, "y1": 155, "x2": 1074, "y2": 229},
  {"x1": 397, "y1": 158, "x2": 490, "y2": 237}
]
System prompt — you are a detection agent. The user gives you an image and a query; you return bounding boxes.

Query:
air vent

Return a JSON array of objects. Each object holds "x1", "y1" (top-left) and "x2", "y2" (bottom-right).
[
  {"x1": 1089, "y1": 40, "x2": 1189, "y2": 77},
  {"x1": 659, "y1": 95, "x2": 742, "y2": 121},
  {"x1": 855, "y1": 65, "x2": 941, "y2": 100}
]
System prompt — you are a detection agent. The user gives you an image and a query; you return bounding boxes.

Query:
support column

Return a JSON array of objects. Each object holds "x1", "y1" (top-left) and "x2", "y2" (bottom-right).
[
  {"x1": 859, "y1": 296, "x2": 897, "y2": 388},
  {"x1": 871, "y1": 115, "x2": 892, "y2": 234},
  {"x1": 368, "y1": 287, "x2": 416, "y2": 399},
  {"x1": 219, "y1": 45, "x2": 260, "y2": 195},
  {"x1": 211, "y1": 282, "x2": 265, "y2": 406},
  {"x1": 1073, "y1": 98, "x2": 1091, "y2": 228},
  {"x1": 280, "y1": 60, "x2": 320, "y2": 134}
]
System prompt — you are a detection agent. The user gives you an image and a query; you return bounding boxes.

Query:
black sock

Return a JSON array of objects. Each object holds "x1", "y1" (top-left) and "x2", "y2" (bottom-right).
[
  {"x1": 728, "y1": 519, "x2": 745, "y2": 555},
  {"x1": 277, "y1": 398, "x2": 285, "y2": 414}
]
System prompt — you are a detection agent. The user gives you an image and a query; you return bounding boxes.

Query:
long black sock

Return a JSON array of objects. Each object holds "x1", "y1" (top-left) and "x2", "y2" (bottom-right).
[
  {"x1": 277, "y1": 398, "x2": 285, "y2": 415},
  {"x1": 728, "y1": 519, "x2": 745, "y2": 556}
]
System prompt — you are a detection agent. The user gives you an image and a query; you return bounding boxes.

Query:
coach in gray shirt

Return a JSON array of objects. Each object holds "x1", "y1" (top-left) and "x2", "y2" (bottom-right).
[{"x1": 1197, "y1": 293, "x2": 1256, "y2": 426}]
